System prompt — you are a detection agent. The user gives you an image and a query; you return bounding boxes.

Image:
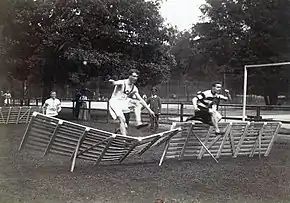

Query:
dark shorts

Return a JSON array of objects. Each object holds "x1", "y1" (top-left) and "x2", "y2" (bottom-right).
[{"x1": 186, "y1": 109, "x2": 213, "y2": 125}]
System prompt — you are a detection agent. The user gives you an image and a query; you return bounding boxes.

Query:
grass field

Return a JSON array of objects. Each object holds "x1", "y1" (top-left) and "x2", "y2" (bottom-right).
[{"x1": 1, "y1": 118, "x2": 290, "y2": 203}]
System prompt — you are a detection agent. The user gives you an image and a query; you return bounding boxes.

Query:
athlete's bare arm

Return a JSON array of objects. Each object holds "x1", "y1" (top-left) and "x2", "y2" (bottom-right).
[
  {"x1": 218, "y1": 89, "x2": 232, "y2": 101},
  {"x1": 224, "y1": 89, "x2": 232, "y2": 101},
  {"x1": 108, "y1": 79, "x2": 123, "y2": 86}
]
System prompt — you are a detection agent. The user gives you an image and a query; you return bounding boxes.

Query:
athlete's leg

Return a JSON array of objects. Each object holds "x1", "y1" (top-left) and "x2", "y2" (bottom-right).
[
  {"x1": 155, "y1": 114, "x2": 159, "y2": 131},
  {"x1": 149, "y1": 114, "x2": 155, "y2": 131},
  {"x1": 109, "y1": 99, "x2": 128, "y2": 135},
  {"x1": 128, "y1": 99, "x2": 149, "y2": 129},
  {"x1": 210, "y1": 110, "x2": 223, "y2": 134},
  {"x1": 118, "y1": 115, "x2": 128, "y2": 135}
]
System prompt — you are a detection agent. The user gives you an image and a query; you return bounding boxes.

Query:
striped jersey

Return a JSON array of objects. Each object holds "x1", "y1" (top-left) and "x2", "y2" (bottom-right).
[{"x1": 195, "y1": 90, "x2": 228, "y2": 110}]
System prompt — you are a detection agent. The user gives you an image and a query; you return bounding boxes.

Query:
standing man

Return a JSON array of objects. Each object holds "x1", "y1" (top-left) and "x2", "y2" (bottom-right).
[
  {"x1": 74, "y1": 89, "x2": 82, "y2": 119},
  {"x1": 108, "y1": 69, "x2": 155, "y2": 135},
  {"x1": 3, "y1": 90, "x2": 12, "y2": 106},
  {"x1": 147, "y1": 87, "x2": 162, "y2": 133},
  {"x1": 42, "y1": 91, "x2": 62, "y2": 118},
  {"x1": 186, "y1": 81, "x2": 231, "y2": 134}
]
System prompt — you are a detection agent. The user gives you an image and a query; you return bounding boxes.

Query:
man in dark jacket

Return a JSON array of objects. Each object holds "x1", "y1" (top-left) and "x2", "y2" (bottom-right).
[
  {"x1": 147, "y1": 87, "x2": 162, "y2": 133},
  {"x1": 74, "y1": 90, "x2": 82, "y2": 119}
]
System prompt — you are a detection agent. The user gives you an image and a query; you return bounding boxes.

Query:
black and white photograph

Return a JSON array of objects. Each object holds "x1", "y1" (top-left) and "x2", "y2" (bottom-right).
[{"x1": 1, "y1": 0, "x2": 290, "y2": 202}]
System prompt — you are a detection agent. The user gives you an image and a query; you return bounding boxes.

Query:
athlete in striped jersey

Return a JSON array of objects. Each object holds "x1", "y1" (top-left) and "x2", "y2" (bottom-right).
[
  {"x1": 108, "y1": 69, "x2": 155, "y2": 135},
  {"x1": 186, "y1": 81, "x2": 231, "y2": 134}
]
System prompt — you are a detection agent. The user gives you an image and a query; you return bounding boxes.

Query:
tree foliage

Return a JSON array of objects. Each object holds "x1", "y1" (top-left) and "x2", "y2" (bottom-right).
[
  {"x1": 191, "y1": 0, "x2": 290, "y2": 103},
  {"x1": 1, "y1": 0, "x2": 176, "y2": 98}
]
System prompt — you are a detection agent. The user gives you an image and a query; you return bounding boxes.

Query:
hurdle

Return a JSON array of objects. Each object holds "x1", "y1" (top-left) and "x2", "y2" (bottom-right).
[
  {"x1": 0, "y1": 106, "x2": 42, "y2": 124},
  {"x1": 159, "y1": 121, "x2": 281, "y2": 166},
  {"x1": 18, "y1": 112, "x2": 181, "y2": 172}
]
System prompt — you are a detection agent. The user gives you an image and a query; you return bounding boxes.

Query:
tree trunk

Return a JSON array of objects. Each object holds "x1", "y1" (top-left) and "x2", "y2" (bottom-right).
[
  {"x1": 42, "y1": 83, "x2": 53, "y2": 105},
  {"x1": 21, "y1": 80, "x2": 25, "y2": 106},
  {"x1": 41, "y1": 57, "x2": 55, "y2": 105},
  {"x1": 96, "y1": 76, "x2": 101, "y2": 97}
]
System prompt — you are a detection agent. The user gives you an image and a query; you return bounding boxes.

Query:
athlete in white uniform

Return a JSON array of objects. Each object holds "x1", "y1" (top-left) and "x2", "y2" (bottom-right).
[{"x1": 109, "y1": 69, "x2": 155, "y2": 135}]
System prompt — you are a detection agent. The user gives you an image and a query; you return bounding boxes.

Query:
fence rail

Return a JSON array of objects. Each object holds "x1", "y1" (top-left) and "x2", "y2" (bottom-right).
[{"x1": 2, "y1": 98, "x2": 290, "y2": 125}]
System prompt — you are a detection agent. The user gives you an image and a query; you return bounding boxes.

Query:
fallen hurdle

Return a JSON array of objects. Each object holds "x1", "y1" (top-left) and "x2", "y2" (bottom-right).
[
  {"x1": 159, "y1": 121, "x2": 281, "y2": 166},
  {"x1": 0, "y1": 106, "x2": 42, "y2": 124},
  {"x1": 18, "y1": 112, "x2": 181, "y2": 172}
]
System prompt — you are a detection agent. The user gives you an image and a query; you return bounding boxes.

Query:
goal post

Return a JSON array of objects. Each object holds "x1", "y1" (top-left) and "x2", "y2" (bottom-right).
[{"x1": 242, "y1": 61, "x2": 290, "y2": 121}]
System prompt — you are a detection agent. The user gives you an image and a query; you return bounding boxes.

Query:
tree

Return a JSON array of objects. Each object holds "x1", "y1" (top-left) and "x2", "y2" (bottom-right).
[
  {"x1": 193, "y1": 0, "x2": 290, "y2": 104},
  {"x1": 2, "y1": 0, "x2": 176, "y2": 101}
]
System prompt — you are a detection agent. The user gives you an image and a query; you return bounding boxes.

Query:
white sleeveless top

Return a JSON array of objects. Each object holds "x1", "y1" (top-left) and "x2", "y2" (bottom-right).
[{"x1": 110, "y1": 79, "x2": 138, "y2": 100}]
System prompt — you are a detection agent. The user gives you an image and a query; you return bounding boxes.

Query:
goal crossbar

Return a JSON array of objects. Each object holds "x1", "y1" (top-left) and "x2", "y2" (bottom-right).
[{"x1": 242, "y1": 61, "x2": 290, "y2": 121}]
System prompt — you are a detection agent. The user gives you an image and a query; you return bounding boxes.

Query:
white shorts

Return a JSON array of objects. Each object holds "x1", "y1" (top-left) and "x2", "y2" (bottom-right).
[{"x1": 109, "y1": 98, "x2": 139, "y2": 120}]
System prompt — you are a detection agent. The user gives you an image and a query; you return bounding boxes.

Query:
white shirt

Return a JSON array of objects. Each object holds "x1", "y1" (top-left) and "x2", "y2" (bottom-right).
[
  {"x1": 3, "y1": 93, "x2": 11, "y2": 104},
  {"x1": 80, "y1": 95, "x2": 88, "y2": 107},
  {"x1": 3, "y1": 93, "x2": 11, "y2": 99},
  {"x1": 110, "y1": 79, "x2": 139, "y2": 100},
  {"x1": 44, "y1": 98, "x2": 61, "y2": 117}
]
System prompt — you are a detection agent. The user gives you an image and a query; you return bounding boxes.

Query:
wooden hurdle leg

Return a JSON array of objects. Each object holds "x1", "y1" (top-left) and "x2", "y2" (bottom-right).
[
  {"x1": 198, "y1": 132, "x2": 225, "y2": 159},
  {"x1": 6, "y1": 107, "x2": 12, "y2": 124},
  {"x1": 18, "y1": 113, "x2": 37, "y2": 151},
  {"x1": 138, "y1": 136, "x2": 161, "y2": 156},
  {"x1": 95, "y1": 138, "x2": 114, "y2": 165},
  {"x1": 16, "y1": 107, "x2": 22, "y2": 124},
  {"x1": 18, "y1": 108, "x2": 29, "y2": 124},
  {"x1": 0, "y1": 108, "x2": 5, "y2": 124},
  {"x1": 70, "y1": 128, "x2": 90, "y2": 172},
  {"x1": 233, "y1": 123, "x2": 250, "y2": 158},
  {"x1": 265, "y1": 123, "x2": 282, "y2": 156},
  {"x1": 119, "y1": 141, "x2": 139, "y2": 163},
  {"x1": 26, "y1": 107, "x2": 32, "y2": 124},
  {"x1": 250, "y1": 123, "x2": 266, "y2": 158},
  {"x1": 77, "y1": 137, "x2": 112, "y2": 157},
  {"x1": 158, "y1": 123, "x2": 177, "y2": 166},
  {"x1": 216, "y1": 124, "x2": 232, "y2": 159},
  {"x1": 197, "y1": 123, "x2": 232, "y2": 160},
  {"x1": 197, "y1": 127, "x2": 212, "y2": 159},
  {"x1": 193, "y1": 132, "x2": 218, "y2": 163},
  {"x1": 227, "y1": 125, "x2": 236, "y2": 156},
  {"x1": 159, "y1": 141, "x2": 171, "y2": 166},
  {"x1": 259, "y1": 129, "x2": 261, "y2": 159},
  {"x1": 42, "y1": 120, "x2": 63, "y2": 157},
  {"x1": 179, "y1": 125, "x2": 194, "y2": 159}
]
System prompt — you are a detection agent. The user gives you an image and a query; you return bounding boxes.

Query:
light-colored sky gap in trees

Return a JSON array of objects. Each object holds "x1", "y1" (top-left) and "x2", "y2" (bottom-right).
[{"x1": 160, "y1": 0, "x2": 206, "y2": 30}]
